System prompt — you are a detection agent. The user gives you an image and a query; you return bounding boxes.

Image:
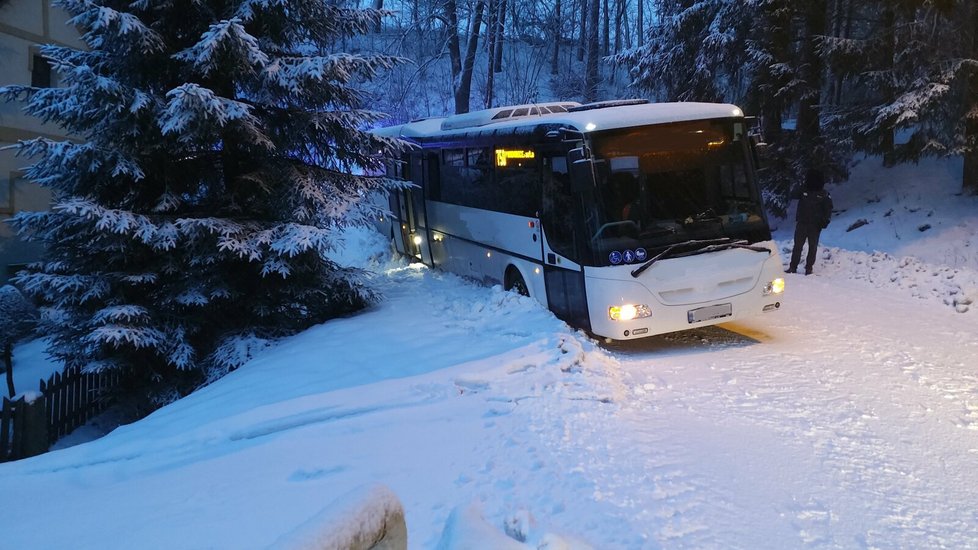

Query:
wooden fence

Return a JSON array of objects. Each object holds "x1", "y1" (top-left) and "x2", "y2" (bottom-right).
[{"x1": 1, "y1": 366, "x2": 122, "y2": 462}]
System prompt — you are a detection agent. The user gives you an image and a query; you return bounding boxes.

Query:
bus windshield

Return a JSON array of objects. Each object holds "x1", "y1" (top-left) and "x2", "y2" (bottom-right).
[{"x1": 584, "y1": 118, "x2": 771, "y2": 266}]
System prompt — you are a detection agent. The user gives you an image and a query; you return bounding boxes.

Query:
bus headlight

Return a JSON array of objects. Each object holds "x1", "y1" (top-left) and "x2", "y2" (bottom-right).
[
  {"x1": 609, "y1": 304, "x2": 652, "y2": 321},
  {"x1": 763, "y1": 278, "x2": 785, "y2": 296}
]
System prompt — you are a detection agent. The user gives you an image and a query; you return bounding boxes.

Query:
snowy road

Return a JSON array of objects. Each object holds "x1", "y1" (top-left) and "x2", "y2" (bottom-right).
[
  {"x1": 549, "y1": 273, "x2": 978, "y2": 548},
  {"x1": 2, "y1": 234, "x2": 978, "y2": 549}
]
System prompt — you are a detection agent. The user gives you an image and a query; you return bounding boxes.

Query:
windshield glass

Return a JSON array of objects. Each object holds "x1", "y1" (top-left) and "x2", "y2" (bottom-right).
[{"x1": 584, "y1": 118, "x2": 771, "y2": 267}]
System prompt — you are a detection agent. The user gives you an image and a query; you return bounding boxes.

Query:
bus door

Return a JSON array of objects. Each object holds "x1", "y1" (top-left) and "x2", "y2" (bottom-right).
[
  {"x1": 400, "y1": 152, "x2": 434, "y2": 266},
  {"x1": 540, "y1": 152, "x2": 591, "y2": 331}
]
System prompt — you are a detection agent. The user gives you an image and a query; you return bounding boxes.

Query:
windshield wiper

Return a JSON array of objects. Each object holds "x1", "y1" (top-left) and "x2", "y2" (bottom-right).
[{"x1": 630, "y1": 238, "x2": 770, "y2": 278}]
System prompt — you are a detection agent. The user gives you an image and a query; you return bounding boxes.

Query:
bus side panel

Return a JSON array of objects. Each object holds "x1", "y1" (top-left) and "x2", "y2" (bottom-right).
[
  {"x1": 425, "y1": 202, "x2": 542, "y2": 260},
  {"x1": 440, "y1": 229, "x2": 486, "y2": 281},
  {"x1": 544, "y1": 266, "x2": 591, "y2": 333}
]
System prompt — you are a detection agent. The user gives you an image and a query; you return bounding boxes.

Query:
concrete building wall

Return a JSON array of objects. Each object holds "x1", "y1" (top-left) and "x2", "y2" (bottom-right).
[{"x1": 0, "y1": 0, "x2": 82, "y2": 282}]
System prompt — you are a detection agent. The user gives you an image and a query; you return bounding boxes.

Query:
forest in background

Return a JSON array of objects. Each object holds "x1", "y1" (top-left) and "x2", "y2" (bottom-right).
[{"x1": 358, "y1": 0, "x2": 978, "y2": 213}]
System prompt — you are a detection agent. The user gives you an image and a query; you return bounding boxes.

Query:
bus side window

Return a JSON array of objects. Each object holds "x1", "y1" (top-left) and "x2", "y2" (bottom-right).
[
  {"x1": 425, "y1": 153, "x2": 441, "y2": 200},
  {"x1": 441, "y1": 148, "x2": 465, "y2": 205},
  {"x1": 495, "y1": 148, "x2": 540, "y2": 217},
  {"x1": 462, "y1": 147, "x2": 492, "y2": 208}
]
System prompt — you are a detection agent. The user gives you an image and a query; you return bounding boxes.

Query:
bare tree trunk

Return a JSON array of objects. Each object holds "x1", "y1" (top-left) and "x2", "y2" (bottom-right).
[
  {"x1": 964, "y1": 0, "x2": 978, "y2": 193},
  {"x1": 759, "y1": 0, "x2": 789, "y2": 144},
  {"x1": 578, "y1": 0, "x2": 587, "y2": 62},
  {"x1": 880, "y1": 3, "x2": 896, "y2": 166},
  {"x1": 456, "y1": 1, "x2": 486, "y2": 114},
  {"x1": 585, "y1": 0, "x2": 600, "y2": 101},
  {"x1": 552, "y1": 0, "x2": 562, "y2": 74},
  {"x1": 637, "y1": 0, "x2": 644, "y2": 47},
  {"x1": 603, "y1": 0, "x2": 610, "y2": 56},
  {"x1": 446, "y1": 0, "x2": 462, "y2": 80},
  {"x1": 614, "y1": 0, "x2": 624, "y2": 53},
  {"x1": 609, "y1": 0, "x2": 624, "y2": 85},
  {"x1": 486, "y1": 0, "x2": 498, "y2": 108},
  {"x1": 797, "y1": 0, "x2": 827, "y2": 172},
  {"x1": 494, "y1": 0, "x2": 506, "y2": 71}
]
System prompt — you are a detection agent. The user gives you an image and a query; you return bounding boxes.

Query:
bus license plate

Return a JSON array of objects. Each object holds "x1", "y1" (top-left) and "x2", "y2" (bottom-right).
[{"x1": 687, "y1": 303, "x2": 732, "y2": 324}]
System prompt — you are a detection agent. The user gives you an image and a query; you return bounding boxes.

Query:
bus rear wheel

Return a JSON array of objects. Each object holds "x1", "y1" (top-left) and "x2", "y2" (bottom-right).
[{"x1": 506, "y1": 268, "x2": 529, "y2": 297}]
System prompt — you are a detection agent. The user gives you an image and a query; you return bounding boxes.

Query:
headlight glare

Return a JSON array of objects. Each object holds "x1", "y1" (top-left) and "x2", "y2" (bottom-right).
[
  {"x1": 609, "y1": 304, "x2": 652, "y2": 321},
  {"x1": 763, "y1": 278, "x2": 785, "y2": 296}
]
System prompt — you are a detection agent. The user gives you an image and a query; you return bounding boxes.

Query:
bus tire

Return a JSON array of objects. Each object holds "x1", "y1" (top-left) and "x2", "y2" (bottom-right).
[{"x1": 506, "y1": 267, "x2": 530, "y2": 297}]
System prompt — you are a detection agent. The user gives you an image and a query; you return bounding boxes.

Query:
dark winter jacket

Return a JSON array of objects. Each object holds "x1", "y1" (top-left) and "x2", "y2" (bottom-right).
[{"x1": 794, "y1": 188, "x2": 833, "y2": 228}]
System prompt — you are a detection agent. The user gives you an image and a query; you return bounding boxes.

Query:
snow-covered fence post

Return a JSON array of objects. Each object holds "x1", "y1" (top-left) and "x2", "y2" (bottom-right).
[
  {"x1": 0, "y1": 394, "x2": 47, "y2": 461},
  {"x1": 18, "y1": 393, "x2": 48, "y2": 458},
  {"x1": 0, "y1": 397, "x2": 14, "y2": 460}
]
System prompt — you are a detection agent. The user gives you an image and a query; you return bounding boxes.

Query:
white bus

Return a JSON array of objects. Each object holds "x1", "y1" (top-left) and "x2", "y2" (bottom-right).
[{"x1": 374, "y1": 99, "x2": 785, "y2": 340}]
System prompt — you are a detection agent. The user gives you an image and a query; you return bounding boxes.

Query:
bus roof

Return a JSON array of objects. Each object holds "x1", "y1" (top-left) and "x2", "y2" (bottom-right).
[{"x1": 372, "y1": 101, "x2": 746, "y2": 141}]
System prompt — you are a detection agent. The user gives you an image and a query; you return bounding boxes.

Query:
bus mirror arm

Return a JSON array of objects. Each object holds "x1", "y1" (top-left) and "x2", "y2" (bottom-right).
[{"x1": 547, "y1": 127, "x2": 586, "y2": 143}]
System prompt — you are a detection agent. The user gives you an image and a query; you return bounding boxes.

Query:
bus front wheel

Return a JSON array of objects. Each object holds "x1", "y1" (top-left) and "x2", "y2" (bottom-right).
[{"x1": 506, "y1": 268, "x2": 529, "y2": 297}]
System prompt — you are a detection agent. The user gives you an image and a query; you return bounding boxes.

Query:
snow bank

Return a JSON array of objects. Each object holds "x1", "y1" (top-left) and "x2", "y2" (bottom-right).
[
  {"x1": 270, "y1": 484, "x2": 406, "y2": 550},
  {"x1": 435, "y1": 503, "x2": 594, "y2": 550},
  {"x1": 777, "y1": 242, "x2": 977, "y2": 314}
]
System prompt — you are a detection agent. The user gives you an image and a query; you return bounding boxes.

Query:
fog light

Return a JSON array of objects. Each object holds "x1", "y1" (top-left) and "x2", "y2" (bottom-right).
[
  {"x1": 763, "y1": 277, "x2": 785, "y2": 296},
  {"x1": 609, "y1": 304, "x2": 652, "y2": 321}
]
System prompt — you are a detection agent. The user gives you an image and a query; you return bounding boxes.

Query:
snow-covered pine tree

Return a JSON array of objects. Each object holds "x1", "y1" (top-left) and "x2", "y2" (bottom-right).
[
  {"x1": 0, "y1": 0, "x2": 406, "y2": 404},
  {"x1": 821, "y1": 1, "x2": 929, "y2": 165},
  {"x1": 741, "y1": 0, "x2": 797, "y2": 217},
  {"x1": 613, "y1": 0, "x2": 751, "y2": 103},
  {"x1": 822, "y1": 0, "x2": 978, "y2": 193}
]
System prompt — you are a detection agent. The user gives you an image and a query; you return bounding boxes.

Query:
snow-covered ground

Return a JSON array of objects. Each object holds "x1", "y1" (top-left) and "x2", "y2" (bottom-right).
[{"x1": 1, "y1": 156, "x2": 977, "y2": 549}]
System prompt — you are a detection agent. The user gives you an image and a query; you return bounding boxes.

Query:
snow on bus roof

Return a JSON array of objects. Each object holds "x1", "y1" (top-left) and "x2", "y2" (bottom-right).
[{"x1": 372, "y1": 101, "x2": 745, "y2": 140}]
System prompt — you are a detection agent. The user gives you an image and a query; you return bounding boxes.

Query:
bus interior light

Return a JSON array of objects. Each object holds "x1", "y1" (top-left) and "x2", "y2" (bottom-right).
[
  {"x1": 609, "y1": 304, "x2": 652, "y2": 321},
  {"x1": 412, "y1": 235, "x2": 423, "y2": 246},
  {"x1": 763, "y1": 278, "x2": 785, "y2": 296}
]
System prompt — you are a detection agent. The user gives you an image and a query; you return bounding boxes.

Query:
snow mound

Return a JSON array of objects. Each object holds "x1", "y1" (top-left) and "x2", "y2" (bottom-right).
[{"x1": 778, "y1": 242, "x2": 977, "y2": 313}]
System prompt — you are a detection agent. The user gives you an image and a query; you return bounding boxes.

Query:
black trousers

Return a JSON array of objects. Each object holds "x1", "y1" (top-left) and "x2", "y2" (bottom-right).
[{"x1": 789, "y1": 222, "x2": 822, "y2": 271}]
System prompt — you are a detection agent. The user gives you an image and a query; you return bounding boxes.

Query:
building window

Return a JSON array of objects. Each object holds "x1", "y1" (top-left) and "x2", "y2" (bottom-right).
[{"x1": 31, "y1": 54, "x2": 52, "y2": 88}]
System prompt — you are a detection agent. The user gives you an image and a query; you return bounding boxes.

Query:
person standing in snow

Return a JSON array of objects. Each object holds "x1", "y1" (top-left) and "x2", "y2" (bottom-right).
[{"x1": 786, "y1": 169, "x2": 833, "y2": 275}]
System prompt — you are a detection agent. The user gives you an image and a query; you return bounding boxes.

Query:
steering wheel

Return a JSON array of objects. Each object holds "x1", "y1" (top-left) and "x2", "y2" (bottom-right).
[{"x1": 591, "y1": 220, "x2": 639, "y2": 242}]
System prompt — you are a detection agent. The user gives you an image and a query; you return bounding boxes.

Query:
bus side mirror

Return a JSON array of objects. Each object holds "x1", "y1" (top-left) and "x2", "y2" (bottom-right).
[
  {"x1": 568, "y1": 146, "x2": 590, "y2": 162},
  {"x1": 547, "y1": 127, "x2": 586, "y2": 143}
]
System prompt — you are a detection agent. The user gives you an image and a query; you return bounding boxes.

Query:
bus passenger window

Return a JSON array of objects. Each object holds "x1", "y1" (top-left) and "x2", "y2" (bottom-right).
[
  {"x1": 495, "y1": 147, "x2": 540, "y2": 217},
  {"x1": 462, "y1": 147, "x2": 492, "y2": 208},
  {"x1": 440, "y1": 148, "x2": 466, "y2": 205}
]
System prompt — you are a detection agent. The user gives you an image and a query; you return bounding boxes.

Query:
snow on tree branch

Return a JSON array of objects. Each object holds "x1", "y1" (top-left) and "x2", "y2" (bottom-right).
[
  {"x1": 86, "y1": 325, "x2": 165, "y2": 349},
  {"x1": 56, "y1": 0, "x2": 164, "y2": 53},
  {"x1": 175, "y1": 18, "x2": 269, "y2": 76},
  {"x1": 160, "y1": 84, "x2": 270, "y2": 149}
]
